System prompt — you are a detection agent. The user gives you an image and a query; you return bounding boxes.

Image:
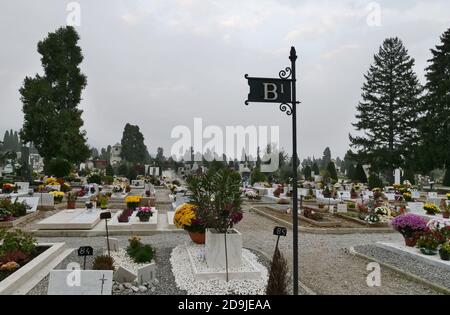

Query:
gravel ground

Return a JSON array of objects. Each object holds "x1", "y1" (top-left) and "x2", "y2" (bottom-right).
[
  {"x1": 27, "y1": 234, "x2": 272, "y2": 295},
  {"x1": 354, "y1": 244, "x2": 450, "y2": 291},
  {"x1": 241, "y1": 206, "x2": 441, "y2": 295}
]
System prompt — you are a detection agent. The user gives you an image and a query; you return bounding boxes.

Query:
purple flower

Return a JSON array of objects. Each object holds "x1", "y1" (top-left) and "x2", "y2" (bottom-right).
[
  {"x1": 391, "y1": 214, "x2": 427, "y2": 237},
  {"x1": 231, "y1": 212, "x2": 243, "y2": 224}
]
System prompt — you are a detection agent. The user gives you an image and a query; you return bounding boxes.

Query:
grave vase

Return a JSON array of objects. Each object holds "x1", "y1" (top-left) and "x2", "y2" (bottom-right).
[
  {"x1": 205, "y1": 228, "x2": 242, "y2": 269},
  {"x1": 67, "y1": 201, "x2": 76, "y2": 210},
  {"x1": 188, "y1": 231, "x2": 205, "y2": 245},
  {"x1": 404, "y1": 236, "x2": 417, "y2": 247}
]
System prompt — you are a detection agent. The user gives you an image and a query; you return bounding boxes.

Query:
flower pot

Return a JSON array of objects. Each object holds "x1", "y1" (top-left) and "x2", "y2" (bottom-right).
[
  {"x1": 205, "y1": 228, "x2": 242, "y2": 269},
  {"x1": 404, "y1": 237, "x2": 417, "y2": 247},
  {"x1": 138, "y1": 216, "x2": 150, "y2": 222},
  {"x1": 420, "y1": 248, "x2": 438, "y2": 256},
  {"x1": 188, "y1": 231, "x2": 206, "y2": 245},
  {"x1": 443, "y1": 212, "x2": 450, "y2": 219},
  {"x1": 67, "y1": 201, "x2": 76, "y2": 210},
  {"x1": 439, "y1": 249, "x2": 450, "y2": 261}
]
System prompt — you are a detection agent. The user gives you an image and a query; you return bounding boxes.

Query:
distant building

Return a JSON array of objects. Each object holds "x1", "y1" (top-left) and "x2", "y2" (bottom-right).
[{"x1": 111, "y1": 143, "x2": 122, "y2": 166}]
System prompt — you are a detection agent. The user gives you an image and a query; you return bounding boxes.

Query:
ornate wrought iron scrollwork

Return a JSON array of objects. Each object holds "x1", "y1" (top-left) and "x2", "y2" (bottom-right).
[
  {"x1": 279, "y1": 103, "x2": 292, "y2": 116},
  {"x1": 279, "y1": 67, "x2": 292, "y2": 80}
]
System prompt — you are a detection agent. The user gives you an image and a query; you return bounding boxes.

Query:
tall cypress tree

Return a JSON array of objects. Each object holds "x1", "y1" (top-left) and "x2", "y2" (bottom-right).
[
  {"x1": 418, "y1": 28, "x2": 450, "y2": 178},
  {"x1": 350, "y1": 38, "x2": 423, "y2": 181},
  {"x1": 20, "y1": 26, "x2": 90, "y2": 166}
]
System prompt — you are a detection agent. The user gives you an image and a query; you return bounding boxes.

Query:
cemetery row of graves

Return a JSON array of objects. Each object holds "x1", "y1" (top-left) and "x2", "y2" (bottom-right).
[{"x1": 0, "y1": 165, "x2": 449, "y2": 295}]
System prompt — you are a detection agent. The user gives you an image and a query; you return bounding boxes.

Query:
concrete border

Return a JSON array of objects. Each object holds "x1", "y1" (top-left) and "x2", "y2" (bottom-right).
[
  {"x1": 250, "y1": 207, "x2": 394, "y2": 235},
  {"x1": 0, "y1": 211, "x2": 40, "y2": 229},
  {"x1": 348, "y1": 247, "x2": 450, "y2": 295},
  {"x1": 31, "y1": 229, "x2": 185, "y2": 237},
  {"x1": 0, "y1": 242, "x2": 68, "y2": 295}
]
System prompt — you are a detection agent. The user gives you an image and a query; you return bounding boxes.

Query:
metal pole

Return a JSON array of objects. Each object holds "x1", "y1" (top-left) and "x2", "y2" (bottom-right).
[
  {"x1": 224, "y1": 232, "x2": 229, "y2": 282},
  {"x1": 290, "y1": 46, "x2": 299, "y2": 296},
  {"x1": 105, "y1": 219, "x2": 110, "y2": 257}
]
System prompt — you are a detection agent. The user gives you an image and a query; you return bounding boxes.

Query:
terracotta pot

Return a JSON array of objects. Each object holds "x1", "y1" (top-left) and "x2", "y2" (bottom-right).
[
  {"x1": 67, "y1": 201, "x2": 76, "y2": 209},
  {"x1": 188, "y1": 231, "x2": 206, "y2": 244},
  {"x1": 443, "y1": 212, "x2": 450, "y2": 219},
  {"x1": 404, "y1": 237, "x2": 417, "y2": 247}
]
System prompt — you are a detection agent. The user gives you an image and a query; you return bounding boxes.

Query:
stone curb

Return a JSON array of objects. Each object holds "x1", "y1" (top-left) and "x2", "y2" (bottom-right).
[
  {"x1": 250, "y1": 207, "x2": 395, "y2": 235},
  {"x1": 31, "y1": 229, "x2": 185, "y2": 238},
  {"x1": 0, "y1": 242, "x2": 67, "y2": 295},
  {"x1": 348, "y1": 247, "x2": 450, "y2": 295}
]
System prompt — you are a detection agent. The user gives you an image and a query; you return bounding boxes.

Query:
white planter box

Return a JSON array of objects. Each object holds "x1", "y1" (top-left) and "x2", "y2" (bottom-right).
[{"x1": 205, "y1": 228, "x2": 242, "y2": 269}]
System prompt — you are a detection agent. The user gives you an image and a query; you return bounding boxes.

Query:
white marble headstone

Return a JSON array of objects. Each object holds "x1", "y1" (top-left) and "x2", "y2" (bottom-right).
[
  {"x1": 18, "y1": 197, "x2": 39, "y2": 213},
  {"x1": 14, "y1": 182, "x2": 29, "y2": 193},
  {"x1": 48, "y1": 270, "x2": 113, "y2": 295},
  {"x1": 385, "y1": 193, "x2": 395, "y2": 201},
  {"x1": 137, "y1": 262, "x2": 156, "y2": 285}
]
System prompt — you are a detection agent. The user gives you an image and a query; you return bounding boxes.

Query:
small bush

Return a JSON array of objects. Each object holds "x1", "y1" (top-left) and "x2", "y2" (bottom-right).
[
  {"x1": 126, "y1": 236, "x2": 154, "y2": 263},
  {"x1": 87, "y1": 174, "x2": 102, "y2": 185},
  {"x1": 92, "y1": 255, "x2": 115, "y2": 271},
  {"x1": 47, "y1": 158, "x2": 72, "y2": 178},
  {"x1": 266, "y1": 248, "x2": 290, "y2": 295}
]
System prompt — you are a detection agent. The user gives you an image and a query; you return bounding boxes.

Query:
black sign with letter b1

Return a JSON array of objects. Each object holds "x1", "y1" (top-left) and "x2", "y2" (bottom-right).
[{"x1": 245, "y1": 76, "x2": 292, "y2": 104}]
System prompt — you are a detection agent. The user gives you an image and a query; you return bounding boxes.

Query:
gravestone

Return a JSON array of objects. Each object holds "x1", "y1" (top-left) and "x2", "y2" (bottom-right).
[
  {"x1": 315, "y1": 190, "x2": 324, "y2": 199},
  {"x1": 298, "y1": 189, "x2": 308, "y2": 197},
  {"x1": 411, "y1": 191, "x2": 420, "y2": 199},
  {"x1": 105, "y1": 237, "x2": 119, "y2": 251},
  {"x1": 48, "y1": 270, "x2": 113, "y2": 295},
  {"x1": 39, "y1": 193, "x2": 54, "y2": 208},
  {"x1": 428, "y1": 192, "x2": 438, "y2": 198},
  {"x1": 14, "y1": 182, "x2": 29, "y2": 193},
  {"x1": 131, "y1": 180, "x2": 145, "y2": 187},
  {"x1": 17, "y1": 197, "x2": 39, "y2": 213},
  {"x1": 137, "y1": 262, "x2": 156, "y2": 285},
  {"x1": 339, "y1": 191, "x2": 351, "y2": 199},
  {"x1": 408, "y1": 202, "x2": 424, "y2": 214},
  {"x1": 385, "y1": 193, "x2": 395, "y2": 201},
  {"x1": 394, "y1": 168, "x2": 402, "y2": 185},
  {"x1": 113, "y1": 266, "x2": 136, "y2": 283}
]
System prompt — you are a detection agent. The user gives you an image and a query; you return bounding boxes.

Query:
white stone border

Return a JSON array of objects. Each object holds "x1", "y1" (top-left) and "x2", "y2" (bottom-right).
[
  {"x1": 170, "y1": 245, "x2": 268, "y2": 295},
  {"x1": 0, "y1": 243, "x2": 67, "y2": 295}
]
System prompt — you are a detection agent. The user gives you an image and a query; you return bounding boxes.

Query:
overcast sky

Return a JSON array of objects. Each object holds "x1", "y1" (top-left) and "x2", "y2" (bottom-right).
[{"x1": 0, "y1": 0, "x2": 449, "y2": 160}]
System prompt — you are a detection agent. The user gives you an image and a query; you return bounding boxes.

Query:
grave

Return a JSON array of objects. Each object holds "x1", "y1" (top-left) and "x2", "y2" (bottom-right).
[
  {"x1": 113, "y1": 266, "x2": 136, "y2": 283},
  {"x1": 36, "y1": 209, "x2": 101, "y2": 230},
  {"x1": 48, "y1": 270, "x2": 113, "y2": 295},
  {"x1": 166, "y1": 211, "x2": 178, "y2": 229},
  {"x1": 137, "y1": 262, "x2": 157, "y2": 285},
  {"x1": 17, "y1": 196, "x2": 39, "y2": 213},
  {"x1": 14, "y1": 182, "x2": 30, "y2": 194},
  {"x1": 185, "y1": 245, "x2": 261, "y2": 281},
  {"x1": 108, "y1": 209, "x2": 159, "y2": 231}
]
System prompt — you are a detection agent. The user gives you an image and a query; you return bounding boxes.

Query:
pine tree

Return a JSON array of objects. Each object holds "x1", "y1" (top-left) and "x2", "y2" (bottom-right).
[
  {"x1": 418, "y1": 28, "x2": 450, "y2": 173},
  {"x1": 120, "y1": 123, "x2": 149, "y2": 164},
  {"x1": 20, "y1": 26, "x2": 90, "y2": 166},
  {"x1": 322, "y1": 147, "x2": 331, "y2": 169},
  {"x1": 327, "y1": 162, "x2": 338, "y2": 181},
  {"x1": 312, "y1": 163, "x2": 320, "y2": 176},
  {"x1": 353, "y1": 164, "x2": 368, "y2": 183},
  {"x1": 303, "y1": 165, "x2": 312, "y2": 180},
  {"x1": 350, "y1": 38, "x2": 423, "y2": 180}
]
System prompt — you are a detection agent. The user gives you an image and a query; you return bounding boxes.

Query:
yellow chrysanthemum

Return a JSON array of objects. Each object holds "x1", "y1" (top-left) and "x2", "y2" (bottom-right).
[{"x1": 173, "y1": 203, "x2": 197, "y2": 229}]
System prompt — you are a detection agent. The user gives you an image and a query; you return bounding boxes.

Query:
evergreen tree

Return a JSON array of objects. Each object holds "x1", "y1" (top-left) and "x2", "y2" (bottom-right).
[
  {"x1": 350, "y1": 38, "x2": 423, "y2": 180},
  {"x1": 418, "y1": 28, "x2": 450, "y2": 173},
  {"x1": 322, "y1": 147, "x2": 331, "y2": 169},
  {"x1": 303, "y1": 165, "x2": 312, "y2": 180},
  {"x1": 312, "y1": 163, "x2": 320, "y2": 176},
  {"x1": 353, "y1": 164, "x2": 368, "y2": 183},
  {"x1": 120, "y1": 123, "x2": 149, "y2": 164},
  {"x1": 20, "y1": 26, "x2": 90, "y2": 166},
  {"x1": 326, "y1": 162, "x2": 338, "y2": 181},
  {"x1": 443, "y1": 169, "x2": 450, "y2": 187},
  {"x1": 266, "y1": 248, "x2": 290, "y2": 295},
  {"x1": 106, "y1": 164, "x2": 114, "y2": 177},
  {"x1": 2, "y1": 130, "x2": 10, "y2": 151},
  {"x1": 368, "y1": 173, "x2": 384, "y2": 189}
]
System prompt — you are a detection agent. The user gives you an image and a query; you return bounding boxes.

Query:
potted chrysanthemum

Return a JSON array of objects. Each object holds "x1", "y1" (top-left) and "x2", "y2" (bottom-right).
[
  {"x1": 174, "y1": 203, "x2": 207, "y2": 244},
  {"x1": 424, "y1": 203, "x2": 441, "y2": 216},
  {"x1": 136, "y1": 206, "x2": 154, "y2": 222},
  {"x1": 391, "y1": 214, "x2": 428, "y2": 247},
  {"x1": 125, "y1": 195, "x2": 141, "y2": 210}
]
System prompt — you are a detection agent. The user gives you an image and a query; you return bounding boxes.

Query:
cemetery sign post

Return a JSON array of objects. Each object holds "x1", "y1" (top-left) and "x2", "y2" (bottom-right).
[{"x1": 245, "y1": 47, "x2": 300, "y2": 295}]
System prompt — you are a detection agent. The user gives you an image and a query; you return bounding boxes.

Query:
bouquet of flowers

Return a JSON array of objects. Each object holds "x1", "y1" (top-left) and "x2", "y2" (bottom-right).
[
  {"x1": 136, "y1": 206, "x2": 154, "y2": 222},
  {"x1": 365, "y1": 213, "x2": 381, "y2": 224},
  {"x1": 447, "y1": 193, "x2": 450, "y2": 201},
  {"x1": 50, "y1": 191, "x2": 65, "y2": 203},
  {"x1": 174, "y1": 203, "x2": 206, "y2": 233},
  {"x1": 424, "y1": 203, "x2": 441, "y2": 215},
  {"x1": 403, "y1": 192, "x2": 412, "y2": 202},
  {"x1": 391, "y1": 214, "x2": 428, "y2": 238},
  {"x1": 60, "y1": 183, "x2": 71, "y2": 193},
  {"x1": 125, "y1": 196, "x2": 141, "y2": 210},
  {"x1": 374, "y1": 206, "x2": 390, "y2": 216},
  {"x1": 112, "y1": 185, "x2": 123, "y2": 194},
  {"x1": 245, "y1": 190, "x2": 261, "y2": 200}
]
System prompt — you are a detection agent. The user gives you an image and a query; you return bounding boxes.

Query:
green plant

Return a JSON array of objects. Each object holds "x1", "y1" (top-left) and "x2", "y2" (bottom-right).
[
  {"x1": 348, "y1": 202, "x2": 356, "y2": 209},
  {"x1": 126, "y1": 236, "x2": 154, "y2": 263},
  {"x1": 0, "y1": 229, "x2": 36, "y2": 263},
  {"x1": 8, "y1": 199, "x2": 28, "y2": 217},
  {"x1": 66, "y1": 192, "x2": 78, "y2": 202},
  {"x1": 102, "y1": 176, "x2": 114, "y2": 185},
  {"x1": 92, "y1": 255, "x2": 115, "y2": 271},
  {"x1": 266, "y1": 248, "x2": 290, "y2": 295},
  {"x1": 187, "y1": 168, "x2": 243, "y2": 233},
  {"x1": 417, "y1": 231, "x2": 440, "y2": 250},
  {"x1": 441, "y1": 242, "x2": 450, "y2": 254},
  {"x1": 87, "y1": 174, "x2": 102, "y2": 185}
]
